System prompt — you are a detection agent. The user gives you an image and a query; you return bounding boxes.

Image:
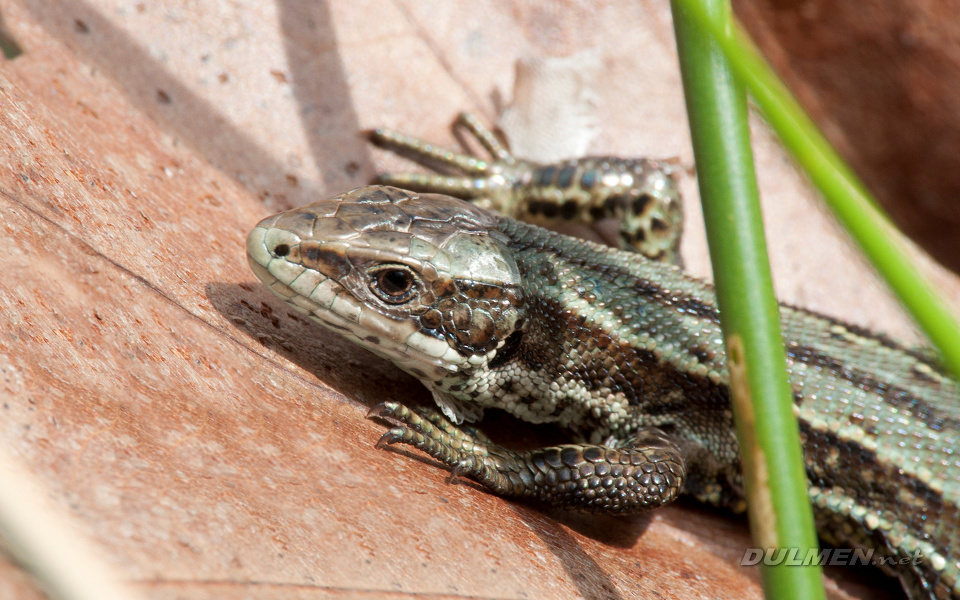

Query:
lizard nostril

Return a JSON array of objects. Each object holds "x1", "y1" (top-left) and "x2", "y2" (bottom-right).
[{"x1": 273, "y1": 243, "x2": 290, "y2": 257}]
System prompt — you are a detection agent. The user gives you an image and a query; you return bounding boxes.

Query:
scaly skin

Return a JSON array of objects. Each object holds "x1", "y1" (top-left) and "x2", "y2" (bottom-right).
[
  {"x1": 247, "y1": 185, "x2": 960, "y2": 599},
  {"x1": 371, "y1": 112, "x2": 684, "y2": 264}
]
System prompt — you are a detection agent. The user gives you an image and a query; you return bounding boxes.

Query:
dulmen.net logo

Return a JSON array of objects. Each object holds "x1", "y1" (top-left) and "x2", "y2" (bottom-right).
[{"x1": 740, "y1": 547, "x2": 925, "y2": 568}]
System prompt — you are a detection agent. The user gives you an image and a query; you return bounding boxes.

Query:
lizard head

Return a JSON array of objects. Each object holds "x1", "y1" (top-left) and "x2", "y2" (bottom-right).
[{"x1": 247, "y1": 185, "x2": 527, "y2": 390}]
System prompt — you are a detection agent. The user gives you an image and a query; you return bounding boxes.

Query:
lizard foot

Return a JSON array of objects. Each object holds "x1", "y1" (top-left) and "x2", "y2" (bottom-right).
[{"x1": 368, "y1": 401, "x2": 686, "y2": 515}]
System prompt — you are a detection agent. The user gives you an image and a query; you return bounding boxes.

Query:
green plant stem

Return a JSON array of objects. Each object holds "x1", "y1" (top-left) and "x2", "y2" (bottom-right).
[
  {"x1": 671, "y1": 1, "x2": 826, "y2": 599},
  {"x1": 672, "y1": 0, "x2": 960, "y2": 381}
]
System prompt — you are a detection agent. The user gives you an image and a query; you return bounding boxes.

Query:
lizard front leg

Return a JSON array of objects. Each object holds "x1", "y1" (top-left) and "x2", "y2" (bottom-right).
[{"x1": 369, "y1": 401, "x2": 685, "y2": 515}]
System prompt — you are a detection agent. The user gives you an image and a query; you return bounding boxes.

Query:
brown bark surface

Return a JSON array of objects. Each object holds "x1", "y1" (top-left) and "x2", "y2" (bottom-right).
[{"x1": 0, "y1": 1, "x2": 954, "y2": 599}]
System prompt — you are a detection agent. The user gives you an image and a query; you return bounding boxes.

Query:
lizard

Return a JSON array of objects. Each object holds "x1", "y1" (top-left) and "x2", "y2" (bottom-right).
[{"x1": 245, "y1": 116, "x2": 960, "y2": 599}]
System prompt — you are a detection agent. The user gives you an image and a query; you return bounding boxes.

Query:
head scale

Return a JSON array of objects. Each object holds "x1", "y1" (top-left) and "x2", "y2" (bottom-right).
[{"x1": 247, "y1": 186, "x2": 526, "y2": 384}]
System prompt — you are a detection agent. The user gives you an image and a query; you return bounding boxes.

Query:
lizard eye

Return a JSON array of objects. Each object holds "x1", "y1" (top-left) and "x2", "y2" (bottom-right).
[{"x1": 370, "y1": 266, "x2": 419, "y2": 304}]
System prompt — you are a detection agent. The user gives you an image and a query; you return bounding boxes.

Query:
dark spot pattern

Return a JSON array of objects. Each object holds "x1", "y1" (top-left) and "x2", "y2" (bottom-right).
[
  {"x1": 557, "y1": 165, "x2": 576, "y2": 189},
  {"x1": 489, "y1": 330, "x2": 525, "y2": 369},
  {"x1": 560, "y1": 200, "x2": 578, "y2": 220},
  {"x1": 301, "y1": 243, "x2": 351, "y2": 280},
  {"x1": 633, "y1": 193, "x2": 654, "y2": 215},
  {"x1": 536, "y1": 166, "x2": 557, "y2": 187},
  {"x1": 580, "y1": 169, "x2": 597, "y2": 190}
]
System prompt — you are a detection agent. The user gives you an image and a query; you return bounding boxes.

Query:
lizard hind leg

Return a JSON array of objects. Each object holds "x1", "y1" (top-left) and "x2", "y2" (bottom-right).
[
  {"x1": 369, "y1": 115, "x2": 528, "y2": 211},
  {"x1": 368, "y1": 402, "x2": 686, "y2": 515},
  {"x1": 369, "y1": 125, "x2": 494, "y2": 199}
]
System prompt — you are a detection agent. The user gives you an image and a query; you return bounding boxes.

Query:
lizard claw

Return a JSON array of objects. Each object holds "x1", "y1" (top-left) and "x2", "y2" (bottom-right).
[
  {"x1": 375, "y1": 427, "x2": 407, "y2": 449},
  {"x1": 367, "y1": 401, "x2": 402, "y2": 419},
  {"x1": 448, "y1": 460, "x2": 469, "y2": 486}
]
